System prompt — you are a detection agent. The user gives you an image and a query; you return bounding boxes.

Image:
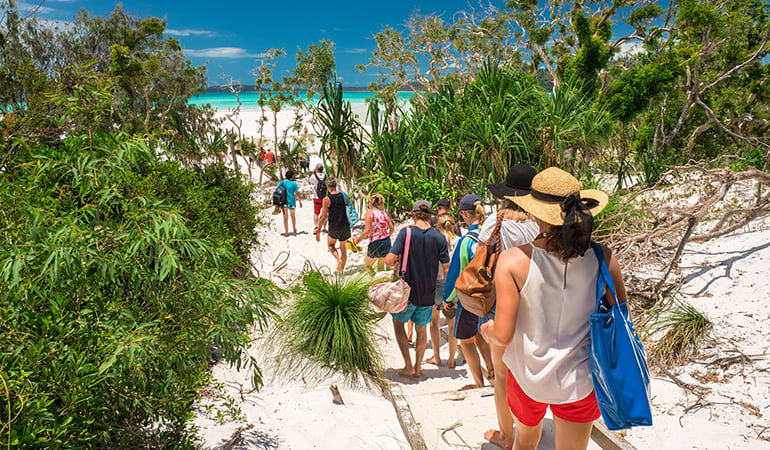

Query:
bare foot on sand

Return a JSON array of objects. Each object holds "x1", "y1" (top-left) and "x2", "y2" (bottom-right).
[
  {"x1": 448, "y1": 358, "x2": 455, "y2": 369},
  {"x1": 460, "y1": 383, "x2": 482, "y2": 391},
  {"x1": 413, "y1": 367, "x2": 422, "y2": 378},
  {"x1": 484, "y1": 429, "x2": 512, "y2": 450},
  {"x1": 398, "y1": 367, "x2": 415, "y2": 377},
  {"x1": 425, "y1": 355, "x2": 441, "y2": 365}
]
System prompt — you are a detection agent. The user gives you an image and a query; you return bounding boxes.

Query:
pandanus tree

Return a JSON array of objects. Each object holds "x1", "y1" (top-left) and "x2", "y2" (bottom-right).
[{"x1": 315, "y1": 77, "x2": 363, "y2": 190}]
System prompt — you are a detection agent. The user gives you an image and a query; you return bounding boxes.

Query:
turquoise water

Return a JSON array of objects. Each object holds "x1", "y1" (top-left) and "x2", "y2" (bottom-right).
[{"x1": 189, "y1": 91, "x2": 414, "y2": 110}]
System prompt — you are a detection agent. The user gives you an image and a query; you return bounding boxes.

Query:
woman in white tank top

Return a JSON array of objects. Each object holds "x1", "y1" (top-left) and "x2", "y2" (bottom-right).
[{"x1": 480, "y1": 167, "x2": 631, "y2": 450}]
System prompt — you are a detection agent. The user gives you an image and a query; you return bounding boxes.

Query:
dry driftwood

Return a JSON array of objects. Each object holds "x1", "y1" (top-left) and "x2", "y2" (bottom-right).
[{"x1": 596, "y1": 164, "x2": 770, "y2": 299}]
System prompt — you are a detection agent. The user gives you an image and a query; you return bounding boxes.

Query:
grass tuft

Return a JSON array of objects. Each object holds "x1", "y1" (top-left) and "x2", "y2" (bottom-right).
[
  {"x1": 643, "y1": 297, "x2": 712, "y2": 367},
  {"x1": 271, "y1": 270, "x2": 384, "y2": 387}
]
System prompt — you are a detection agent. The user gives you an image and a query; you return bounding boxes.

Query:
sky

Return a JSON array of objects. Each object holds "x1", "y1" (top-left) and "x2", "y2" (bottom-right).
[{"x1": 18, "y1": 0, "x2": 511, "y2": 87}]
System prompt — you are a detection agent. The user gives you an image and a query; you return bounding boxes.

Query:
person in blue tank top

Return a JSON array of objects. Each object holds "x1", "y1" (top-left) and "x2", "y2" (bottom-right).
[{"x1": 280, "y1": 170, "x2": 302, "y2": 236}]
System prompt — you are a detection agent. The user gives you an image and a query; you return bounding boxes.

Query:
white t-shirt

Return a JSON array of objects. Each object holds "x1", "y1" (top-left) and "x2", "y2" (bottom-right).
[
  {"x1": 307, "y1": 172, "x2": 326, "y2": 200},
  {"x1": 478, "y1": 214, "x2": 539, "y2": 250},
  {"x1": 437, "y1": 236, "x2": 460, "y2": 280}
]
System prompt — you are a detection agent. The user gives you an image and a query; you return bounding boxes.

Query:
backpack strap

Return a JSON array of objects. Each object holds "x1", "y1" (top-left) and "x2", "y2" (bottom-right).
[
  {"x1": 459, "y1": 231, "x2": 479, "y2": 268},
  {"x1": 401, "y1": 226, "x2": 412, "y2": 276}
]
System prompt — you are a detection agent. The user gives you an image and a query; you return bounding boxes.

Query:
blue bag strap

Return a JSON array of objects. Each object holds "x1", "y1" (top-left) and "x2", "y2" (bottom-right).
[{"x1": 591, "y1": 241, "x2": 618, "y2": 313}]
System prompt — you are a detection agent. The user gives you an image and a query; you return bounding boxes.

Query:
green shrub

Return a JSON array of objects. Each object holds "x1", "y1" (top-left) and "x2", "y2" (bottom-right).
[
  {"x1": 138, "y1": 160, "x2": 261, "y2": 271},
  {"x1": 0, "y1": 133, "x2": 278, "y2": 447},
  {"x1": 642, "y1": 297, "x2": 711, "y2": 366},
  {"x1": 270, "y1": 271, "x2": 383, "y2": 387}
]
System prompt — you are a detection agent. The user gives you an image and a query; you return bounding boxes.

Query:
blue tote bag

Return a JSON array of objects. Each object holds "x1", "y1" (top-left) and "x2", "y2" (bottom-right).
[
  {"x1": 342, "y1": 192, "x2": 359, "y2": 226},
  {"x1": 590, "y1": 242, "x2": 653, "y2": 430}
]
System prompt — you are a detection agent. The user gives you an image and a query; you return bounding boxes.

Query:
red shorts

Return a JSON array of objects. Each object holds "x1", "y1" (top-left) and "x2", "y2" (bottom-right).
[
  {"x1": 506, "y1": 371, "x2": 600, "y2": 427},
  {"x1": 313, "y1": 199, "x2": 323, "y2": 215}
]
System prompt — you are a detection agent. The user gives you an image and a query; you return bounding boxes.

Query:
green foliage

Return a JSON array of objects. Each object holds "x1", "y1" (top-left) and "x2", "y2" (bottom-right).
[
  {"x1": 316, "y1": 77, "x2": 363, "y2": 186},
  {"x1": 0, "y1": 132, "x2": 278, "y2": 447},
  {"x1": 643, "y1": 297, "x2": 712, "y2": 366},
  {"x1": 270, "y1": 271, "x2": 383, "y2": 386},
  {"x1": 593, "y1": 191, "x2": 647, "y2": 240},
  {"x1": 138, "y1": 160, "x2": 261, "y2": 270}
]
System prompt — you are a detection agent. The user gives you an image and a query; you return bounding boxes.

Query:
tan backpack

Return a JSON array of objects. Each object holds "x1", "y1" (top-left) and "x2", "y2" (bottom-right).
[{"x1": 454, "y1": 212, "x2": 504, "y2": 317}]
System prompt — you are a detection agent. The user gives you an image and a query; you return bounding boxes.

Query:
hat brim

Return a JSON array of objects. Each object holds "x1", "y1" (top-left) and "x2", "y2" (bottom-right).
[
  {"x1": 506, "y1": 189, "x2": 609, "y2": 226},
  {"x1": 487, "y1": 183, "x2": 531, "y2": 199}
]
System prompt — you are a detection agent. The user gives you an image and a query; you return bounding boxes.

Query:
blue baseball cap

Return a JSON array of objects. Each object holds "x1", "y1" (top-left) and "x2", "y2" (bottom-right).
[{"x1": 458, "y1": 194, "x2": 482, "y2": 211}]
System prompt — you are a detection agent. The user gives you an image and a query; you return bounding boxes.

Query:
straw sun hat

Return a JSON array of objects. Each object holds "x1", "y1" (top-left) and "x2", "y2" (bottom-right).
[{"x1": 506, "y1": 167, "x2": 608, "y2": 226}]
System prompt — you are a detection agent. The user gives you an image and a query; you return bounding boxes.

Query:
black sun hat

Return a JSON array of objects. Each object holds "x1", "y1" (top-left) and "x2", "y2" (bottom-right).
[{"x1": 487, "y1": 164, "x2": 537, "y2": 199}]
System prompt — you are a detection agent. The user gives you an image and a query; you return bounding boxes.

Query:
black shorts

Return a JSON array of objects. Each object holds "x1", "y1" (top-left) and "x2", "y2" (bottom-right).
[
  {"x1": 328, "y1": 226, "x2": 351, "y2": 242},
  {"x1": 367, "y1": 237, "x2": 391, "y2": 258},
  {"x1": 454, "y1": 306, "x2": 480, "y2": 340}
]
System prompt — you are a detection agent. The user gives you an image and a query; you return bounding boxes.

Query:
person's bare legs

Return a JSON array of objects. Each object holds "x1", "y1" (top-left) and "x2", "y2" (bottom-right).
[
  {"x1": 327, "y1": 238, "x2": 341, "y2": 269},
  {"x1": 338, "y1": 240, "x2": 348, "y2": 272},
  {"x1": 407, "y1": 320, "x2": 414, "y2": 342},
  {"x1": 552, "y1": 416, "x2": 593, "y2": 450},
  {"x1": 281, "y1": 208, "x2": 289, "y2": 235},
  {"x1": 475, "y1": 334, "x2": 494, "y2": 378},
  {"x1": 392, "y1": 318, "x2": 413, "y2": 376},
  {"x1": 289, "y1": 208, "x2": 297, "y2": 234},
  {"x1": 485, "y1": 344, "x2": 513, "y2": 449},
  {"x1": 426, "y1": 308, "x2": 441, "y2": 365},
  {"x1": 413, "y1": 324, "x2": 427, "y2": 377},
  {"x1": 460, "y1": 337, "x2": 484, "y2": 389},
  {"x1": 511, "y1": 416, "x2": 543, "y2": 450},
  {"x1": 446, "y1": 316, "x2": 457, "y2": 368}
]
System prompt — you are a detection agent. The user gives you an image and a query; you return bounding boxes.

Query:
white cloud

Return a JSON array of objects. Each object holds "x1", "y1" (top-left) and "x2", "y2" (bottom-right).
[
  {"x1": 320, "y1": 29, "x2": 327, "y2": 34},
  {"x1": 16, "y1": 1, "x2": 55, "y2": 14},
  {"x1": 618, "y1": 41, "x2": 643, "y2": 57},
  {"x1": 166, "y1": 28, "x2": 217, "y2": 37},
  {"x1": 185, "y1": 47, "x2": 266, "y2": 58},
  {"x1": 343, "y1": 48, "x2": 368, "y2": 54}
]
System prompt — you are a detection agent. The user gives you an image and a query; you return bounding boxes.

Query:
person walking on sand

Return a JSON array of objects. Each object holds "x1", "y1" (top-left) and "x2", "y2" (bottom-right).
[
  {"x1": 431, "y1": 198, "x2": 462, "y2": 236},
  {"x1": 308, "y1": 163, "x2": 327, "y2": 233},
  {"x1": 477, "y1": 164, "x2": 540, "y2": 450},
  {"x1": 384, "y1": 201, "x2": 450, "y2": 378},
  {"x1": 424, "y1": 213, "x2": 459, "y2": 368},
  {"x1": 353, "y1": 193, "x2": 395, "y2": 270},
  {"x1": 442, "y1": 194, "x2": 495, "y2": 389},
  {"x1": 316, "y1": 178, "x2": 350, "y2": 274},
  {"x1": 481, "y1": 167, "x2": 620, "y2": 450},
  {"x1": 280, "y1": 170, "x2": 302, "y2": 236}
]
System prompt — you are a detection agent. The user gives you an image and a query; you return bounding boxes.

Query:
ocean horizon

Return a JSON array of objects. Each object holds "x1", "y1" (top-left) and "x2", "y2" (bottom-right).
[{"x1": 190, "y1": 91, "x2": 415, "y2": 111}]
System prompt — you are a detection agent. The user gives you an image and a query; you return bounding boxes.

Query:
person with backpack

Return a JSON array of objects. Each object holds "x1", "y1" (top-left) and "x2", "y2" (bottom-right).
[
  {"x1": 308, "y1": 163, "x2": 327, "y2": 234},
  {"x1": 353, "y1": 193, "x2": 394, "y2": 270},
  {"x1": 383, "y1": 200, "x2": 450, "y2": 378},
  {"x1": 477, "y1": 164, "x2": 540, "y2": 450},
  {"x1": 315, "y1": 178, "x2": 350, "y2": 274},
  {"x1": 481, "y1": 167, "x2": 618, "y2": 450},
  {"x1": 442, "y1": 194, "x2": 495, "y2": 390},
  {"x1": 279, "y1": 170, "x2": 302, "y2": 236}
]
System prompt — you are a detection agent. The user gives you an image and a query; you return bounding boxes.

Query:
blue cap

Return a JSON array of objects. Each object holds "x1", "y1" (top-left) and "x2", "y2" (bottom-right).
[{"x1": 458, "y1": 194, "x2": 482, "y2": 211}]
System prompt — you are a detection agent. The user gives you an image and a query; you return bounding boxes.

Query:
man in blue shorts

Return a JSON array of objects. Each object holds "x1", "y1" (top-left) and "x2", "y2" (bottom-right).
[{"x1": 384, "y1": 200, "x2": 450, "y2": 378}]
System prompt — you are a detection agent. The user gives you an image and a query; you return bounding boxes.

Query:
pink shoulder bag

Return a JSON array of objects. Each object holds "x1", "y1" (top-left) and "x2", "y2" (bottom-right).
[{"x1": 368, "y1": 227, "x2": 412, "y2": 313}]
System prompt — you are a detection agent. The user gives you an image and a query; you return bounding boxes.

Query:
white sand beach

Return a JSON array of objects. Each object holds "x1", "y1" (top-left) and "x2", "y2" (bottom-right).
[{"x1": 193, "y1": 107, "x2": 770, "y2": 449}]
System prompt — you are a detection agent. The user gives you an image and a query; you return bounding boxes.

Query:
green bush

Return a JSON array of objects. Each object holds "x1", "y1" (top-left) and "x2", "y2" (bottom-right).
[
  {"x1": 0, "y1": 133, "x2": 277, "y2": 447},
  {"x1": 138, "y1": 160, "x2": 261, "y2": 271},
  {"x1": 270, "y1": 271, "x2": 383, "y2": 387}
]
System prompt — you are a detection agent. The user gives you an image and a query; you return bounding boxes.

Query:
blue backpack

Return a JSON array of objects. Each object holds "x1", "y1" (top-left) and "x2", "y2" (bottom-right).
[{"x1": 272, "y1": 181, "x2": 287, "y2": 206}]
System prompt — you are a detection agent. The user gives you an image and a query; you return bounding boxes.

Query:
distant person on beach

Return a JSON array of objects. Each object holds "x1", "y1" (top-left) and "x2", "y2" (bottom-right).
[
  {"x1": 431, "y1": 198, "x2": 462, "y2": 236},
  {"x1": 442, "y1": 194, "x2": 494, "y2": 389},
  {"x1": 478, "y1": 164, "x2": 540, "y2": 449},
  {"x1": 353, "y1": 193, "x2": 395, "y2": 270},
  {"x1": 265, "y1": 148, "x2": 275, "y2": 165},
  {"x1": 316, "y1": 178, "x2": 351, "y2": 273},
  {"x1": 298, "y1": 151, "x2": 309, "y2": 172},
  {"x1": 481, "y1": 167, "x2": 620, "y2": 450},
  {"x1": 425, "y1": 213, "x2": 459, "y2": 368},
  {"x1": 308, "y1": 163, "x2": 327, "y2": 233},
  {"x1": 259, "y1": 147, "x2": 266, "y2": 165},
  {"x1": 384, "y1": 201, "x2": 450, "y2": 378},
  {"x1": 280, "y1": 170, "x2": 302, "y2": 236}
]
